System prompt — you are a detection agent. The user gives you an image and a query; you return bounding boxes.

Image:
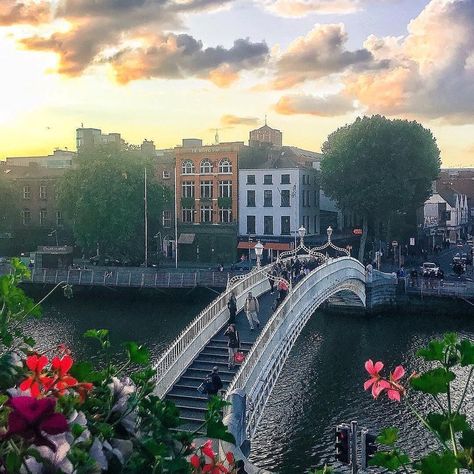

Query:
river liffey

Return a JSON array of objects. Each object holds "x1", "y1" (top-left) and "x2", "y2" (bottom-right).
[{"x1": 25, "y1": 288, "x2": 474, "y2": 473}]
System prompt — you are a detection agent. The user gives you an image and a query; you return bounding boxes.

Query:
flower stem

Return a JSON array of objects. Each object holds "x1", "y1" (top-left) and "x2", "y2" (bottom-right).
[
  {"x1": 455, "y1": 366, "x2": 474, "y2": 416},
  {"x1": 447, "y1": 381, "x2": 460, "y2": 474}
]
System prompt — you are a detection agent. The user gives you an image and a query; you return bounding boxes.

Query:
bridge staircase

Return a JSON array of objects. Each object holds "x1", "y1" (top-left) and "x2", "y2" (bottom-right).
[{"x1": 165, "y1": 292, "x2": 276, "y2": 433}]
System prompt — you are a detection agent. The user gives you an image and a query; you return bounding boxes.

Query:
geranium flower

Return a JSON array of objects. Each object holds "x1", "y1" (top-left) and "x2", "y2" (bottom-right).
[
  {"x1": 20, "y1": 355, "x2": 52, "y2": 398},
  {"x1": 202, "y1": 440, "x2": 215, "y2": 459},
  {"x1": 387, "y1": 365, "x2": 406, "y2": 402},
  {"x1": 4, "y1": 396, "x2": 68, "y2": 450},
  {"x1": 190, "y1": 454, "x2": 201, "y2": 468},
  {"x1": 363, "y1": 359, "x2": 390, "y2": 399},
  {"x1": 51, "y1": 355, "x2": 78, "y2": 394},
  {"x1": 225, "y1": 452, "x2": 234, "y2": 464}
]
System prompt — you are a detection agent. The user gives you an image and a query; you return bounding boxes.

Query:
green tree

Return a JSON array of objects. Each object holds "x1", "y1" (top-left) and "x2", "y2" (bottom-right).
[
  {"x1": 0, "y1": 178, "x2": 18, "y2": 233},
  {"x1": 321, "y1": 115, "x2": 440, "y2": 262},
  {"x1": 58, "y1": 147, "x2": 172, "y2": 262}
]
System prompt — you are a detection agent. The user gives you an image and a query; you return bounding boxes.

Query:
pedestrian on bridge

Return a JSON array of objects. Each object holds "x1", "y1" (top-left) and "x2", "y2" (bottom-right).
[
  {"x1": 204, "y1": 366, "x2": 223, "y2": 400},
  {"x1": 244, "y1": 292, "x2": 260, "y2": 331},
  {"x1": 224, "y1": 324, "x2": 240, "y2": 369},
  {"x1": 227, "y1": 291, "x2": 237, "y2": 324}
]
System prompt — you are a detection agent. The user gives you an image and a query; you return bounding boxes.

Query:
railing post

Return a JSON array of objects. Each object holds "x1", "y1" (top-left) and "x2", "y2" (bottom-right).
[
  {"x1": 43, "y1": 269, "x2": 46, "y2": 283},
  {"x1": 154, "y1": 272, "x2": 158, "y2": 287},
  {"x1": 141, "y1": 273, "x2": 145, "y2": 288},
  {"x1": 67, "y1": 269, "x2": 70, "y2": 284},
  {"x1": 115, "y1": 272, "x2": 119, "y2": 286},
  {"x1": 78, "y1": 270, "x2": 82, "y2": 285},
  {"x1": 128, "y1": 272, "x2": 132, "y2": 287}
]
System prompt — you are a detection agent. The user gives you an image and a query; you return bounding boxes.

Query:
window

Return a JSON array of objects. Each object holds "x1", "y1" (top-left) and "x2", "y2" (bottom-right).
[
  {"x1": 182, "y1": 181, "x2": 195, "y2": 198},
  {"x1": 162, "y1": 210, "x2": 172, "y2": 228},
  {"x1": 264, "y1": 190, "x2": 272, "y2": 207},
  {"x1": 247, "y1": 216, "x2": 256, "y2": 234},
  {"x1": 22, "y1": 209, "x2": 31, "y2": 225},
  {"x1": 247, "y1": 175, "x2": 256, "y2": 185},
  {"x1": 162, "y1": 171, "x2": 170, "y2": 179},
  {"x1": 281, "y1": 216, "x2": 291, "y2": 235},
  {"x1": 219, "y1": 159, "x2": 232, "y2": 173},
  {"x1": 314, "y1": 191, "x2": 319, "y2": 207},
  {"x1": 181, "y1": 160, "x2": 195, "y2": 174},
  {"x1": 200, "y1": 205, "x2": 213, "y2": 223},
  {"x1": 23, "y1": 186, "x2": 31, "y2": 200},
  {"x1": 200, "y1": 181, "x2": 213, "y2": 199},
  {"x1": 302, "y1": 216, "x2": 310, "y2": 232},
  {"x1": 280, "y1": 190, "x2": 290, "y2": 207},
  {"x1": 220, "y1": 209, "x2": 232, "y2": 223},
  {"x1": 281, "y1": 174, "x2": 290, "y2": 184},
  {"x1": 219, "y1": 180, "x2": 232, "y2": 198},
  {"x1": 302, "y1": 175, "x2": 310, "y2": 185},
  {"x1": 445, "y1": 211, "x2": 451, "y2": 221},
  {"x1": 247, "y1": 190, "x2": 255, "y2": 207},
  {"x1": 39, "y1": 185, "x2": 47, "y2": 200},
  {"x1": 182, "y1": 208, "x2": 194, "y2": 223},
  {"x1": 302, "y1": 190, "x2": 310, "y2": 207},
  {"x1": 200, "y1": 159, "x2": 213, "y2": 174},
  {"x1": 264, "y1": 216, "x2": 273, "y2": 235},
  {"x1": 56, "y1": 210, "x2": 63, "y2": 227},
  {"x1": 39, "y1": 209, "x2": 47, "y2": 226},
  {"x1": 263, "y1": 174, "x2": 272, "y2": 185}
]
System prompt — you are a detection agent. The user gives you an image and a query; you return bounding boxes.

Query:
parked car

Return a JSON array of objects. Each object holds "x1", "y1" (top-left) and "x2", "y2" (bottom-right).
[
  {"x1": 421, "y1": 262, "x2": 440, "y2": 276},
  {"x1": 89, "y1": 255, "x2": 122, "y2": 266},
  {"x1": 231, "y1": 260, "x2": 253, "y2": 271}
]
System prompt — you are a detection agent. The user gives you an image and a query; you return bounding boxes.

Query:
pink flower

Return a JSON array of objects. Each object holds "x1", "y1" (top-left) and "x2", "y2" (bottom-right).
[
  {"x1": 202, "y1": 440, "x2": 215, "y2": 459},
  {"x1": 363, "y1": 360, "x2": 390, "y2": 398},
  {"x1": 387, "y1": 365, "x2": 406, "y2": 402},
  {"x1": 190, "y1": 454, "x2": 201, "y2": 468}
]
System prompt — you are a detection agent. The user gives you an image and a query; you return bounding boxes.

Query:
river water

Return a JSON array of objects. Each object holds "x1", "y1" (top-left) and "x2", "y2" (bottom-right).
[{"x1": 25, "y1": 288, "x2": 474, "y2": 473}]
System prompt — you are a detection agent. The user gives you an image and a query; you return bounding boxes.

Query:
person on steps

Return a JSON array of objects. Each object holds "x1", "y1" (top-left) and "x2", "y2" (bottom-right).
[
  {"x1": 227, "y1": 292, "x2": 237, "y2": 324},
  {"x1": 224, "y1": 324, "x2": 240, "y2": 369},
  {"x1": 204, "y1": 366, "x2": 223, "y2": 400},
  {"x1": 244, "y1": 292, "x2": 260, "y2": 331}
]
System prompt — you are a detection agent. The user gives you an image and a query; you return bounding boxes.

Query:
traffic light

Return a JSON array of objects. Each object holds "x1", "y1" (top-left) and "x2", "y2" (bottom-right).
[
  {"x1": 361, "y1": 429, "x2": 378, "y2": 468},
  {"x1": 335, "y1": 424, "x2": 351, "y2": 464}
]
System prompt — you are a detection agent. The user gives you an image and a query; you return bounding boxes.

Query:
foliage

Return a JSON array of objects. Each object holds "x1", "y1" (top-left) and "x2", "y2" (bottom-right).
[
  {"x1": 217, "y1": 197, "x2": 232, "y2": 210},
  {"x1": 361, "y1": 332, "x2": 474, "y2": 473},
  {"x1": 320, "y1": 115, "x2": 440, "y2": 261},
  {"x1": 58, "y1": 146, "x2": 172, "y2": 261},
  {"x1": 181, "y1": 197, "x2": 195, "y2": 209},
  {"x1": 0, "y1": 178, "x2": 18, "y2": 232},
  {"x1": 0, "y1": 262, "x2": 241, "y2": 473}
]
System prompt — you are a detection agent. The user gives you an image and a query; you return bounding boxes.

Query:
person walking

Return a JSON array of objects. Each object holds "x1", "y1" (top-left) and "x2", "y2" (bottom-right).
[
  {"x1": 227, "y1": 291, "x2": 237, "y2": 324},
  {"x1": 204, "y1": 366, "x2": 223, "y2": 400},
  {"x1": 224, "y1": 324, "x2": 240, "y2": 369},
  {"x1": 244, "y1": 292, "x2": 260, "y2": 331}
]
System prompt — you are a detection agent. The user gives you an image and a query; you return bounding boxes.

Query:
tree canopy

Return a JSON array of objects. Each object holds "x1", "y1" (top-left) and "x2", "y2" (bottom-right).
[
  {"x1": 58, "y1": 147, "x2": 172, "y2": 262},
  {"x1": 320, "y1": 115, "x2": 440, "y2": 261}
]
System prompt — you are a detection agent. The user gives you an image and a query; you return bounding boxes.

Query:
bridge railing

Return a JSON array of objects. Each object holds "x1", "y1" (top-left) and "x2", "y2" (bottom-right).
[
  {"x1": 153, "y1": 263, "x2": 274, "y2": 398},
  {"x1": 224, "y1": 257, "x2": 366, "y2": 436}
]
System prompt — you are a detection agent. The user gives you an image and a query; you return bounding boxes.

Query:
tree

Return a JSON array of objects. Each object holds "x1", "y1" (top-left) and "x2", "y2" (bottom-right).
[
  {"x1": 58, "y1": 147, "x2": 172, "y2": 262},
  {"x1": 321, "y1": 115, "x2": 440, "y2": 262},
  {"x1": 0, "y1": 178, "x2": 18, "y2": 233}
]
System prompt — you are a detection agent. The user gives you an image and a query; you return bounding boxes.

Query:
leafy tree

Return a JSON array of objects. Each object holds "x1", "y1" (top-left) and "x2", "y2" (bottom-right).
[
  {"x1": 321, "y1": 115, "x2": 440, "y2": 262},
  {"x1": 0, "y1": 178, "x2": 18, "y2": 233},
  {"x1": 58, "y1": 147, "x2": 172, "y2": 263}
]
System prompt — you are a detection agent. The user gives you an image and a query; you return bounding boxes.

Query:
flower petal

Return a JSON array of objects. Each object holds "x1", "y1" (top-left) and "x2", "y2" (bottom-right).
[
  {"x1": 372, "y1": 380, "x2": 390, "y2": 398},
  {"x1": 387, "y1": 389, "x2": 401, "y2": 402},
  {"x1": 373, "y1": 361, "x2": 384, "y2": 374},
  {"x1": 391, "y1": 365, "x2": 405, "y2": 382},
  {"x1": 40, "y1": 413, "x2": 69, "y2": 435},
  {"x1": 364, "y1": 359, "x2": 375, "y2": 375},
  {"x1": 364, "y1": 378, "x2": 376, "y2": 391},
  {"x1": 190, "y1": 454, "x2": 200, "y2": 468}
]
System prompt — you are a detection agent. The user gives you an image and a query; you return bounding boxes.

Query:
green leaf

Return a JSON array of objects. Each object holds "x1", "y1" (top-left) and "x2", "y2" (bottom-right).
[
  {"x1": 71, "y1": 423, "x2": 87, "y2": 438},
  {"x1": 22, "y1": 336, "x2": 35, "y2": 347},
  {"x1": 443, "y1": 333, "x2": 458, "y2": 346},
  {"x1": 123, "y1": 341, "x2": 150, "y2": 365},
  {"x1": 458, "y1": 340, "x2": 474, "y2": 366},
  {"x1": 376, "y1": 427, "x2": 399, "y2": 446},
  {"x1": 427, "y1": 413, "x2": 469, "y2": 442},
  {"x1": 70, "y1": 361, "x2": 94, "y2": 382},
  {"x1": 410, "y1": 368, "x2": 455, "y2": 395},
  {"x1": 414, "y1": 451, "x2": 459, "y2": 474},
  {"x1": 6, "y1": 452, "x2": 22, "y2": 473},
  {"x1": 369, "y1": 450, "x2": 410, "y2": 471},
  {"x1": 460, "y1": 430, "x2": 474, "y2": 449},
  {"x1": 417, "y1": 340, "x2": 445, "y2": 362},
  {"x1": 84, "y1": 329, "x2": 109, "y2": 341}
]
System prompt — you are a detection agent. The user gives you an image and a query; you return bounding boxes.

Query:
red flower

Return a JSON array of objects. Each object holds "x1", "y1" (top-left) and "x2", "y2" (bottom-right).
[
  {"x1": 387, "y1": 365, "x2": 406, "y2": 402},
  {"x1": 363, "y1": 359, "x2": 390, "y2": 399},
  {"x1": 20, "y1": 355, "x2": 52, "y2": 397},
  {"x1": 202, "y1": 440, "x2": 215, "y2": 459},
  {"x1": 51, "y1": 355, "x2": 78, "y2": 394},
  {"x1": 3, "y1": 396, "x2": 68, "y2": 450},
  {"x1": 76, "y1": 382, "x2": 94, "y2": 403},
  {"x1": 225, "y1": 452, "x2": 234, "y2": 464},
  {"x1": 190, "y1": 454, "x2": 201, "y2": 468}
]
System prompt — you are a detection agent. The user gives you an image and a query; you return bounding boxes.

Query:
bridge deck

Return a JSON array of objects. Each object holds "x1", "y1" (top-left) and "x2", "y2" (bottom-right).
[{"x1": 165, "y1": 291, "x2": 277, "y2": 433}]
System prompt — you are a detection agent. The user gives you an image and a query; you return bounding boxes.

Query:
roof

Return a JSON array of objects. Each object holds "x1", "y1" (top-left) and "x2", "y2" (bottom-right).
[
  {"x1": 177, "y1": 233, "x2": 195, "y2": 244},
  {"x1": 241, "y1": 146, "x2": 321, "y2": 170},
  {"x1": 252, "y1": 124, "x2": 281, "y2": 133},
  {"x1": 436, "y1": 183, "x2": 460, "y2": 208},
  {"x1": 0, "y1": 165, "x2": 66, "y2": 179}
]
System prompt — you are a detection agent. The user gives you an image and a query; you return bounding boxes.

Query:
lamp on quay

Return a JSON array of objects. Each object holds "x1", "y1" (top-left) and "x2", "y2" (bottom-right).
[
  {"x1": 298, "y1": 226, "x2": 306, "y2": 245},
  {"x1": 255, "y1": 241, "x2": 264, "y2": 269},
  {"x1": 327, "y1": 226, "x2": 333, "y2": 241}
]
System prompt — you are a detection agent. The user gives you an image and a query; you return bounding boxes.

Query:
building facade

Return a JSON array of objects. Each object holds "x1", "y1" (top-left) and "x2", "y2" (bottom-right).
[
  {"x1": 4, "y1": 149, "x2": 76, "y2": 169},
  {"x1": 238, "y1": 167, "x2": 320, "y2": 259},
  {"x1": 76, "y1": 127, "x2": 122, "y2": 151},
  {"x1": 249, "y1": 124, "x2": 282, "y2": 148}
]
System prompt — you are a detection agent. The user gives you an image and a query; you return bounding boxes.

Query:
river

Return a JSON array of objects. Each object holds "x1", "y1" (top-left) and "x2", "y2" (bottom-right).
[{"x1": 24, "y1": 288, "x2": 474, "y2": 473}]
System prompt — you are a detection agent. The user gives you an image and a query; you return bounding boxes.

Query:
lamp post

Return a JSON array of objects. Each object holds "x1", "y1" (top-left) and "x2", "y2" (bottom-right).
[
  {"x1": 48, "y1": 229, "x2": 59, "y2": 246},
  {"x1": 327, "y1": 226, "x2": 333, "y2": 242},
  {"x1": 298, "y1": 226, "x2": 306, "y2": 246},
  {"x1": 255, "y1": 241, "x2": 264, "y2": 269}
]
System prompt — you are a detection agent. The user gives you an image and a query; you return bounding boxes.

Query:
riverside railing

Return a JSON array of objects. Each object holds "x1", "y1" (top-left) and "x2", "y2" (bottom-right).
[
  {"x1": 153, "y1": 262, "x2": 275, "y2": 398},
  {"x1": 224, "y1": 257, "x2": 367, "y2": 438}
]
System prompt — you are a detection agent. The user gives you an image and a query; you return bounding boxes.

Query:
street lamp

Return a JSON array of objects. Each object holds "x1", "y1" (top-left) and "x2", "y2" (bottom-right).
[
  {"x1": 48, "y1": 229, "x2": 59, "y2": 246},
  {"x1": 327, "y1": 226, "x2": 333, "y2": 242},
  {"x1": 255, "y1": 241, "x2": 264, "y2": 269},
  {"x1": 298, "y1": 226, "x2": 306, "y2": 245}
]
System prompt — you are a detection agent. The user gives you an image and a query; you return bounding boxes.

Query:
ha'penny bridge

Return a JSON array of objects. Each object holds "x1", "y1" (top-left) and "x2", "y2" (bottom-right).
[{"x1": 153, "y1": 227, "x2": 398, "y2": 469}]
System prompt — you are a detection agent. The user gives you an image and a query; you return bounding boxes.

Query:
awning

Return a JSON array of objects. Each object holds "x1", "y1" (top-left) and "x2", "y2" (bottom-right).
[
  {"x1": 237, "y1": 242, "x2": 256, "y2": 249},
  {"x1": 264, "y1": 242, "x2": 291, "y2": 251},
  {"x1": 178, "y1": 233, "x2": 195, "y2": 244}
]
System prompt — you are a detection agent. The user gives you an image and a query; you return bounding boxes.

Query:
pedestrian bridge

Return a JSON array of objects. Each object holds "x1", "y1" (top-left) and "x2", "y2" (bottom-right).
[{"x1": 153, "y1": 255, "x2": 387, "y2": 452}]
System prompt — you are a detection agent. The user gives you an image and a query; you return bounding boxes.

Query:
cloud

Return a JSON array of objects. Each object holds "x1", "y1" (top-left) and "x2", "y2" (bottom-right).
[
  {"x1": 272, "y1": 23, "x2": 378, "y2": 88},
  {"x1": 11, "y1": 0, "x2": 269, "y2": 84},
  {"x1": 274, "y1": 93, "x2": 356, "y2": 116},
  {"x1": 343, "y1": 0, "x2": 474, "y2": 122},
  {"x1": 259, "y1": 0, "x2": 363, "y2": 16},
  {"x1": 0, "y1": 0, "x2": 51, "y2": 26},
  {"x1": 110, "y1": 35, "x2": 269, "y2": 84},
  {"x1": 220, "y1": 114, "x2": 260, "y2": 126}
]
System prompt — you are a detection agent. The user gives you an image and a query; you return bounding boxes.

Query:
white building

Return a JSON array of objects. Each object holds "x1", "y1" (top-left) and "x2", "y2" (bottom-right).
[
  {"x1": 4, "y1": 149, "x2": 76, "y2": 169},
  {"x1": 238, "y1": 167, "x2": 320, "y2": 258}
]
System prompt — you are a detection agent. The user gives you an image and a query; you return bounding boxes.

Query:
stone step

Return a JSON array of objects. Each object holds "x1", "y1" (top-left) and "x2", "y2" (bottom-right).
[
  {"x1": 185, "y1": 367, "x2": 238, "y2": 378},
  {"x1": 180, "y1": 375, "x2": 234, "y2": 384},
  {"x1": 174, "y1": 379, "x2": 230, "y2": 390},
  {"x1": 166, "y1": 394, "x2": 208, "y2": 408}
]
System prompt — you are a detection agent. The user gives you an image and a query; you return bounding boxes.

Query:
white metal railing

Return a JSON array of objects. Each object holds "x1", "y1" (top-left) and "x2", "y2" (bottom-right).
[{"x1": 224, "y1": 257, "x2": 366, "y2": 438}]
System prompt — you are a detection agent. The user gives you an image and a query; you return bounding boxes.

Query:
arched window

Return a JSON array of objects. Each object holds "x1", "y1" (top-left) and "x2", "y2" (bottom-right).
[
  {"x1": 182, "y1": 160, "x2": 195, "y2": 174},
  {"x1": 219, "y1": 159, "x2": 232, "y2": 173},
  {"x1": 200, "y1": 159, "x2": 213, "y2": 174}
]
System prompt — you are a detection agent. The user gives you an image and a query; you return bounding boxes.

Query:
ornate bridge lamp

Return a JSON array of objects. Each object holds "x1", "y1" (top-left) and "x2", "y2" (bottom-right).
[{"x1": 254, "y1": 240, "x2": 264, "y2": 269}]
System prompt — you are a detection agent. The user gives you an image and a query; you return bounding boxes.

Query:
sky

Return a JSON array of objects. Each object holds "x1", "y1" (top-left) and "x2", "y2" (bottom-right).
[{"x1": 0, "y1": 0, "x2": 473, "y2": 167}]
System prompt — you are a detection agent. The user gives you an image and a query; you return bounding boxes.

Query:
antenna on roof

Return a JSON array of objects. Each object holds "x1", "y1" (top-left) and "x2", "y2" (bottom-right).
[
  {"x1": 81, "y1": 122, "x2": 84, "y2": 128},
  {"x1": 214, "y1": 129, "x2": 219, "y2": 145},
  {"x1": 265, "y1": 114, "x2": 267, "y2": 126}
]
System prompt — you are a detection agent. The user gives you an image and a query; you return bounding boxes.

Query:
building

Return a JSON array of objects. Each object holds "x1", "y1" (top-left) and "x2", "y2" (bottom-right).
[
  {"x1": 174, "y1": 139, "x2": 244, "y2": 262},
  {"x1": 249, "y1": 122, "x2": 282, "y2": 148},
  {"x1": 0, "y1": 164, "x2": 71, "y2": 254},
  {"x1": 238, "y1": 163, "x2": 320, "y2": 262},
  {"x1": 76, "y1": 127, "x2": 122, "y2": 151},
  {"x1": 4, "y1": 149, "x2": 76, "y2": 169}
]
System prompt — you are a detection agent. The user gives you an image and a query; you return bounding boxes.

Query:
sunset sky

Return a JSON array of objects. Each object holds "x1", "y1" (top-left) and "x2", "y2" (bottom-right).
[{"x1": 1, "y1": 0, "x2": 473, "y2": 167}]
